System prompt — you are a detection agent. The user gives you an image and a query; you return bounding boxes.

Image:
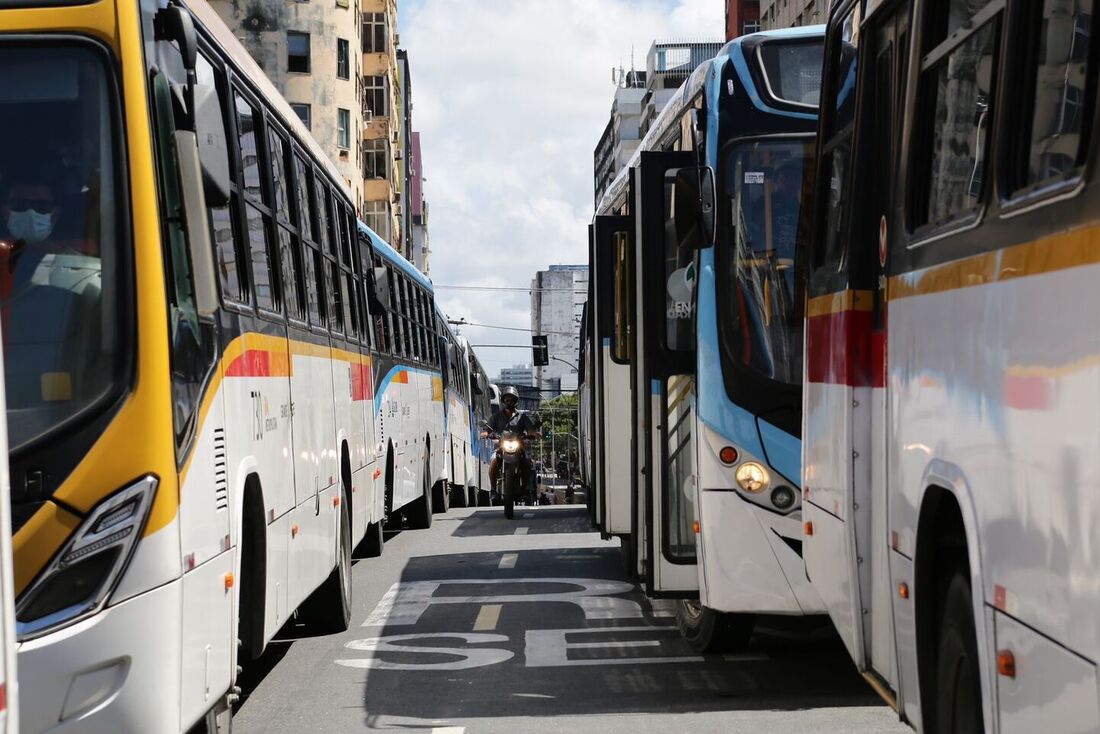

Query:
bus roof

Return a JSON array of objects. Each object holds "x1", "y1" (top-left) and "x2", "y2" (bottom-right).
[
  {"x1": 358, "y1": 221, "x2": 433, "y2": 291},
  {"x1": 595, "y1": 25, "x2": 825, "y2": 215}
]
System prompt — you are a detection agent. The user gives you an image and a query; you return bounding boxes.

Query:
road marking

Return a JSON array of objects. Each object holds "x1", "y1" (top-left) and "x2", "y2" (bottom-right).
[
  {"x1": 723, "y1": 653, "x2": 770, "y2": 661},
  {"x1": 430, "y1": 729, "x2": 466, "y2": 734},
  {"x1": 498, "y1": 553, "x2": 518, "y2": 569},
  {"x1": 514, "y1": 527, "x2": 529, "y2": 535},
  {"x1": 473, "y1": 604, "x2": 502, "y2": 631},
  {"x1": 522, "y1": 513, "x2": 535, "y2": 519}
]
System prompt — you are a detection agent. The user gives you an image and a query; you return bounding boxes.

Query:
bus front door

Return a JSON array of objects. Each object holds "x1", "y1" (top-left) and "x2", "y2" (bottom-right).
[{"x1": 634, "y1": 151, "x2": 699, "y2": 596}]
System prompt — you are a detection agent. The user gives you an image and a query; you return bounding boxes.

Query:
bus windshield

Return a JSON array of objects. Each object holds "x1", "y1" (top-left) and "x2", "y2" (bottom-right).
[
  {"x1": 721, "y1": 139, "x2": 810, "y2": 385},
  {"x1": 0, "y1": 44, "x2": 129, "y2": 451}
]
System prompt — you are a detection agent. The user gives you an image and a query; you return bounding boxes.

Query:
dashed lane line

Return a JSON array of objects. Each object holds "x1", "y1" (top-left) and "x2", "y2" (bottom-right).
[
  {"x1": 498, "y1": 553, "x2": 518, "y2": 569},
  {"x1": 473, "y1": 604, "x2": 502, "y2": 631},
  {"x1": 514, "y1": 527, "x2": 529, "y2": 535}
]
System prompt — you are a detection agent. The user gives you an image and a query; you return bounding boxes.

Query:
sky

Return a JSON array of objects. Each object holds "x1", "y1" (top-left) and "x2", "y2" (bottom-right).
[{"x1": 398, "y1": 0, "x2": 724, "y2": 375}]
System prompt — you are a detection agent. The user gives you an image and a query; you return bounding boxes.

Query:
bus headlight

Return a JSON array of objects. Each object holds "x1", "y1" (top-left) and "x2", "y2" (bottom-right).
[
  {"x1": 16, "y1": 475, "x2": 157, "y2": 641},
  {"x1": 735, "y1": 462, "x2": 769, "y2": 493}
]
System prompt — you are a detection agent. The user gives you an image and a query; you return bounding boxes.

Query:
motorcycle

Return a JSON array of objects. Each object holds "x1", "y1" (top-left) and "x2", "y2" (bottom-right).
[{"x1": 489, "y1": 429, "x2": 526, "y2": 520}]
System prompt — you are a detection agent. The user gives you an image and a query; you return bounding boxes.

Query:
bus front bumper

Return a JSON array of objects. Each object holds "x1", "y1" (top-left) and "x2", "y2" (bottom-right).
[
  {"x1": 17, "y1": 577, "x2": 182, "y2": 734},
  {"x1": 698, "y1": 489, "x2": 825, "y2": 615}
]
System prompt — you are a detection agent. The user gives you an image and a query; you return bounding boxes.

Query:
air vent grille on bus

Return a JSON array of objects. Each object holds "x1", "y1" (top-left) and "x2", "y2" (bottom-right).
[{"x1": 214, "y1": 428, "x2": 229, "y2": 511}]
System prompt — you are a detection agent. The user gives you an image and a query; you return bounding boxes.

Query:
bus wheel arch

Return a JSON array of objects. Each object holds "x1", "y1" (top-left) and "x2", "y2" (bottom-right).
[
  {"x1": 914, "y1": 483, "x2": 984, "y2": 734},
  {"x1": 239, "y1": 474, "x2": 267, "y2": 662}
]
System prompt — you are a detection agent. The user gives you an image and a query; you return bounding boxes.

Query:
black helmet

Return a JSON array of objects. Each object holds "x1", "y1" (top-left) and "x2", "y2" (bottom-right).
[{"x1": 501, "y1": 385, "x2": 520, "y2": 407}]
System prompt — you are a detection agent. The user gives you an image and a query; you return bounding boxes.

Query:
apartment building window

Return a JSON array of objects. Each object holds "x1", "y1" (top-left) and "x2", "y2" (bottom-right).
[
  {"x1": 362, "y1": 11, "x2": 387, "y2": 53},
  {"x1": 363, "y1": 137, "x2": 388, "y2": 179},
  {"x1": 290, "y1": 103, "x2": 311, "y2": 130},
  {"x1": 337, "y1": 108, "x2": 350, "y2": 149},
  {"x1": 364, "y1": 200, "x2": 390, "y2": 240},
  {"x1": 337, "y1": 39, "x2": 349, "y2": 79},
  {"x1": 288, "y1": 32, "x2": 310, "y2": 73},
  {"x1": 363, "y1": 75, "x2": 387, "y2": 117}
]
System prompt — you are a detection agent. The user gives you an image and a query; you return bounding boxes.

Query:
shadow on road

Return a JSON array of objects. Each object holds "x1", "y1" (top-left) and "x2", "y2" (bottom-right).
[
  {"x1": 342, "y1": 544, "x2": 884, "y2": 727},
  {"x1": 452, "y1": 505, "x2": 595, "y2": 537}
]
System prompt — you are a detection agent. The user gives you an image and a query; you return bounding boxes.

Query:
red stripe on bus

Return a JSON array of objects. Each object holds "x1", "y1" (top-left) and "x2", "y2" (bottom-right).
[
  {"x1": 225, "y1": 349, "x2": 291, "y2": 378},
  {"x1": 806, "y1": 309, "x2": 887, "y2": 389},
  {"x1": 1003, "y1": 374, "x2": 1056, "y2": 411},
  {"x1": 351, "y1": 363, "x2": 374, "y2": 402}
]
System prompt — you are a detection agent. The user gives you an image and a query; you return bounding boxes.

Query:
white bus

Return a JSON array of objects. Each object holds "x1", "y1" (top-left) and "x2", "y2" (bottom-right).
[
  {"x1": 804, "y1": 1, "x2": 1100, "y2": 731},
  {"x1": 0, "y1": 0, "x2": 444, "y2": 729},
  {"x1": 0, "y1": 337, "x2": 17, "y2": 733}
]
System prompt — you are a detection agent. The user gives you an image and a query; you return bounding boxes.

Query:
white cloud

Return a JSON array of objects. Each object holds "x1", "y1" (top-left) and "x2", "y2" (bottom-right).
[{"x1": 401, "y1": 0, "x2": 723, "y2": 374}]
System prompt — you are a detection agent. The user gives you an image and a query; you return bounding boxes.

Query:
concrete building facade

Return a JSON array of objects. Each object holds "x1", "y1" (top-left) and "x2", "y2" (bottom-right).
[
  {"x1": 409, "y1": 132, "x2": 430, "y2": 272},
  {"x1": 759, "y1": 0, "x2": 830, "y2": 30},
  {"x1": 361, "y1": 0, "x2": 403, "y2": 249},
  {"x1": 530, "y1": 265, "x2": 589, "y2": 396},
  {"x1": 498, "y1": 365, "x2": 534, "y2": 388},
  {"x1": 593, "y1": 70, "x2": 646, "y2": 206},
  {"x1": 209, "y1": 0, "x2": 364, "y2": 205},
  {"x1": 640, "y1": 40, "x2": 723, "y2": 137}
]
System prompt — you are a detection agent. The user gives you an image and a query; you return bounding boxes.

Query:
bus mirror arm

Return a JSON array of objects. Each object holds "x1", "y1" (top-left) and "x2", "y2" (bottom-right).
[{"x1": 673, "y1": 165, "x2": 717, "y2": 250}]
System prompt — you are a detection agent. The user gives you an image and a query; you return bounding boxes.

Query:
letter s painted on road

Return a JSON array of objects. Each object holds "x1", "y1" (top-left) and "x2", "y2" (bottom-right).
[{"x1": 335, "y1": 633, "x2": 513, "y2": 671}]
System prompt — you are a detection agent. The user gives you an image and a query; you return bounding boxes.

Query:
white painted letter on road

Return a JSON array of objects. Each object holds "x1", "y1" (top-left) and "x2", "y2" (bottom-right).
[
  {"x1": 336, "y1": 633, "x2": 514, "y2": 671},
  {"x1": 525, "y1": 626, "x2": 703, "y2": 667}
]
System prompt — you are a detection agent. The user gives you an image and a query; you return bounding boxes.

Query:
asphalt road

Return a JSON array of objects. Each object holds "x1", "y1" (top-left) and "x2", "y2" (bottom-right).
[{"x1": 232, "y1": 504, "x2": 910, "y2": 734}]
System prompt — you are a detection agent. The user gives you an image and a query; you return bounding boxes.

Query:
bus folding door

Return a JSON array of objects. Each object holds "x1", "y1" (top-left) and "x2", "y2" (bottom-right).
[
  {"x1": 633, "y1": 151, "x2": 699, "y2": 596},
  {"x1": 593, "y1": 214, "x2": 634, "y2": 540}
]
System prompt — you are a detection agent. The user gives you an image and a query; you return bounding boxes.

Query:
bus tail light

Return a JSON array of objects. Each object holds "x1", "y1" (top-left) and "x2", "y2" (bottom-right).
[
  {"x1": 997, "y1": 650, "x2": 1016, "y2": 678},
  {"x1": 16, "y1": 476, "x2": 158, "y2": 641}
]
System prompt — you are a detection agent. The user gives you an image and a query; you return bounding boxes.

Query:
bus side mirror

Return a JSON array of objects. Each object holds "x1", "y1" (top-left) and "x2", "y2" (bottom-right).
[
  {"x1": 370, "y1": 266, "x2": 392, "y2": 313},
  {"x1": 673, "y1": 166, "x2": 717, "y2": 250}
]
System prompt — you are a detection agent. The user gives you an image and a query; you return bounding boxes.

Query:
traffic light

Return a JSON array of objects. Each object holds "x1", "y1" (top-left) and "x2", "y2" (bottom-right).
[{"x1": 532, "y1": 335, "x2": 549, "y2": 366}]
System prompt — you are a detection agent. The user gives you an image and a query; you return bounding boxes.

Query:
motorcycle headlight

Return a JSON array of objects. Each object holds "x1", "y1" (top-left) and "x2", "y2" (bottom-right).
[
  {"x1": 501, "y1": 439, "x2": 521, "y2": 453},
  {"x1": 17, "y1": 475, "x2": 157, "y2": 640}
]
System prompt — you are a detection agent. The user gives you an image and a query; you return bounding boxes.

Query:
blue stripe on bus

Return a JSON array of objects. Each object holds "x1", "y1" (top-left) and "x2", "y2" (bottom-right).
[
  {"x1": 602, "y1": 337, "x2": 611, "y2": 347},
  {"x1": 757, "y1": 419, "x2": 801, "y2": 488},
  {"x1": 651, "y1": 379, "x2": 661, "y2": 396},
  {"x1": 374, "y1": 364, "x2": 441, "y2": 411},
  {"x1": 358, "y1": 221, "x2": 433, "y2": 291}
]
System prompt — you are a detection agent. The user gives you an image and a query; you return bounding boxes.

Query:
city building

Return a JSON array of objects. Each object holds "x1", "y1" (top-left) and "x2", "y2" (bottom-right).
[
  {"x1": 530, "y1": 265, "x2": 589, "y2": 396},
  {"x1": 759, "y1": 0, "x2": 830, "y2": 30},
  {"x1": 593, "y1": 69, "x2": 646, "y2": 206},
  {"x1": 361, "y1": 0, "x2": 403, "y2": 248},
  {"x1": 726, "y1": 0, "x2": 761, "y2": 40},
  {"x1": 498, "y1": 365, "x2": 534, "y2": 388},
  {"x1": 207, "y1": 0, "x2": 426, "y2": 263},
  {"x1": 208, "y1": 0, "x2": 364, "y2": 205},
  {"x1": 640, "y1": 40, "x2": 724, "y2": 137},
  {"x1": 409, "y1": 132, "x2": 430, "y2": 272}
]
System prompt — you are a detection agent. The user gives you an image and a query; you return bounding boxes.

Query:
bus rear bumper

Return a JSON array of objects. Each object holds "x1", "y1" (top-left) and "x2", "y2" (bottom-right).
[
  {"x1": 17, "y1": 578, "x2": 183, "y2": 734},
  {"x1": 698, "y1": 489, "x2": 825, "y2": 615}
]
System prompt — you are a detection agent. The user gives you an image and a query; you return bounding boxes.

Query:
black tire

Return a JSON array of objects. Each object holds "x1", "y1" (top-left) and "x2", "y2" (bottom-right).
[
  {"x1": 503, "y1": 467, "x2": 517, "y2": 520},
  {"x1": 431, "y1": 480, "x2": 448, "y2": 514},
  {"x1": 300, "y1": 489, "x2": 352, "y2": 633},
  {"x1": 932, "y1": 572, "x2": 984, "y2": 734},
  {"x1": 478, "y1": 488, "x2": 491, "y2": 506},
  {"x1": 363, "y1": 520, "x2": 383, "y2": 557},
  {"x1": 677, "y1": 599, "x2": 755, "y2": 653},
  {"x1": 468, "y1": 485, "x2": 477, "y2": 507},
  {"x1": 407, "y1": 454, "x2": 433, "y2": 529}
]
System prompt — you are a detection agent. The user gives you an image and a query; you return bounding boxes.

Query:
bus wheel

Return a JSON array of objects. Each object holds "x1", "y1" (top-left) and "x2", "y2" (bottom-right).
[
  {"x1": 408, "y1": 453, "x2": 434, "y2": 529},
  {"x1": 301, "y1": 487, "x2": 352, "y2": 632},
  {"x1": 677, "y1": 599, "x2": 755, "y2": 653},
  {"x1": 933, "y1": 571, "x2": 983, "y2": 734}
]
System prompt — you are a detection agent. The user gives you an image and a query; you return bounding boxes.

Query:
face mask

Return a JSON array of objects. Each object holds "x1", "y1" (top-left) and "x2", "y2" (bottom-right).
[{"x1": 7, "y1": 209, "x2": 54, "y2": 244}]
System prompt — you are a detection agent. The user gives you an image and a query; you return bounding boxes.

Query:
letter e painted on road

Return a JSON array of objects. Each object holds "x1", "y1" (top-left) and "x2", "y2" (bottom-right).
[{"x1": 524, "y1": 626, "x2": 703, "y2": 668}]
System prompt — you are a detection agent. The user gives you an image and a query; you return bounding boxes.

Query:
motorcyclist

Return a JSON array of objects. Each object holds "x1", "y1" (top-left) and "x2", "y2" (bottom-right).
[{"x1": 481, "y1": 386, "x2": 539, "y2": 493}]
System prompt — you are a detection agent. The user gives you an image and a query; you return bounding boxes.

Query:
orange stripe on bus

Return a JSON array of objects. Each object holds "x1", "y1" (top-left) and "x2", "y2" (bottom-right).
[{"x1": 225, "y1": 349, "x2": 293, "y2": 378}]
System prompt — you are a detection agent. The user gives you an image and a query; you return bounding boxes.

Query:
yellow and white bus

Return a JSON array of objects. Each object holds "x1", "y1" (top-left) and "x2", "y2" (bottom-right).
[{"x1": 0, "y1": 0, "x2": 445, "y2": 730}]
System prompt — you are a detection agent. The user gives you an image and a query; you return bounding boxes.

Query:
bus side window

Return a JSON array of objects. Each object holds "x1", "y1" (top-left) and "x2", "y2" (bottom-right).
[
  {"x1": 267, "y1": 128, "x2": 302, "y2": 320},
  {"x1": 612, "y1": 230, "x2": 633, "y2": 362},
  {"x1": 372, "y1": 255, "x2": 392, "y2": 353},
  {"x1": 391, "y1": 269, "x2": 407, "y2": 357},
  {"x1": 909, "y1": 0, "x2": 1000, "y2": 229},
  {"x1": 196, "y1": 53, "x2": 245, "y2": 304},
  {"x1": 1008, "y1": 0, "x2": 1094, "y2": 195},
  {"x1": 233, "y1": 90, "x2": 278, "y2": 312}
]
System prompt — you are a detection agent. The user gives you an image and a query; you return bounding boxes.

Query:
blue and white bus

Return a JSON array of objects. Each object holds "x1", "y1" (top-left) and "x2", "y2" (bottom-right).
[{"x1": 583, "y1": 26, "x2": 827, "y2": 650}]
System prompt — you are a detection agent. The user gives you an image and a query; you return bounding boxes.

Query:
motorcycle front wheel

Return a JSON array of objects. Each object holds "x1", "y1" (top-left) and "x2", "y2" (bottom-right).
[{"x1": 502, "y1": 466, "x2": 517, "y2": 520}]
